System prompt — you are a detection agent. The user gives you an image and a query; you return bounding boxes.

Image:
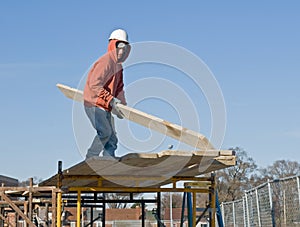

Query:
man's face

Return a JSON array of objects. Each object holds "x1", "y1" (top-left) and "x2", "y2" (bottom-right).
[{"x1": 116, "y1": 42, "x2": 129, "y2": 62}]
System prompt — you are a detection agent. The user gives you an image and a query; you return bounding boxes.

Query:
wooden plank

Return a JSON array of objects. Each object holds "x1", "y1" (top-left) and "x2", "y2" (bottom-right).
[
  {"x1": 0, "y1": 186, "x2": 56, "y2": 192},
  {"x1": 56, "y1": 83, "x2": 214, "y2": 150},
  {"x1": 51, "y1": 190, "x2": 57, "y2": 227}
]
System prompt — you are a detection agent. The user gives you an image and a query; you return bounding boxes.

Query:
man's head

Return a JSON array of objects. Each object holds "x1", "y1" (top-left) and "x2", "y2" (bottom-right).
[{"x1": 109, "y1": 29, "x2": 130, "y2": 63}]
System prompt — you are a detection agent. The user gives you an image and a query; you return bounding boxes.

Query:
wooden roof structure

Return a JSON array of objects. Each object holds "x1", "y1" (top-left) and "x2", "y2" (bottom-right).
[{"x1": 40, "y1": 150, "x2": 235, "y2": 189}]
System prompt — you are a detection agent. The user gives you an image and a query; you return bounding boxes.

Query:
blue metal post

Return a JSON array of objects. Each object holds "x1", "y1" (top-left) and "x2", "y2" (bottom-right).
[
  {"x1": 180, "y1": 192, "x2": 186, "y2": 227},
  {"x1": 187, "y1": 188, "x2": 193, "y2": 227},
  {"x1": 216, "y1": 190, "x2": 224, "y2": 227}
]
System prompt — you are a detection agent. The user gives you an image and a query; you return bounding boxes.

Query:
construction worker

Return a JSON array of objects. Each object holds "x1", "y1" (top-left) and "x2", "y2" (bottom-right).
[{"x1": 83, "y1": 29, "x2": 131, "y2": 159}]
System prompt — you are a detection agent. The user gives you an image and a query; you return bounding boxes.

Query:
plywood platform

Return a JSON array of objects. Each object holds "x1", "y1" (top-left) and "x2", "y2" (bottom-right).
[{"x1": 40, "y1": 150, "x2": 235, "y2": 188}]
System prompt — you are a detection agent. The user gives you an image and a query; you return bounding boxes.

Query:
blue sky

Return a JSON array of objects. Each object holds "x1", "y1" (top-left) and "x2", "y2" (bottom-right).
[{"x1": 1, "y1": 1, "x2": 299, "y2": 181}]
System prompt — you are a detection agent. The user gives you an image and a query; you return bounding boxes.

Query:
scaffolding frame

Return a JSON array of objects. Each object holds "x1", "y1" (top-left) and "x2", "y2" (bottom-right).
[
  {"x1": 0, "y1": 173, "x2": 218, "y2": 227},
  {"x1": 53, "y1": 161, "x2": 217, "y2": 227},
  {"x1": 1, "y1": 148, "x2": 235, "y2": 227},
  {"x1": 0, "y1": 179, "x2": 58, "y2": 227}
]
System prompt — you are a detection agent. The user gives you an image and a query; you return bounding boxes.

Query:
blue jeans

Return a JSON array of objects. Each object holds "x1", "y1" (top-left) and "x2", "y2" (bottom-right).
[{"x1": 84, "y1": 106, "x2": 118, "y2": 158}]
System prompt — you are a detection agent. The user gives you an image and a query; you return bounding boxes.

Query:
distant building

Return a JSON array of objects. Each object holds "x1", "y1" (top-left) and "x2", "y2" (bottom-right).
[
  {"x1": 164, "y1": 208, "x2": 209, "y2": 227},
  {"x1": 0, "y1": 175, "x2": 18, "y2": 186},
  {"x1": 106, "y1": 207, "x2": 142, "y2": 221}
]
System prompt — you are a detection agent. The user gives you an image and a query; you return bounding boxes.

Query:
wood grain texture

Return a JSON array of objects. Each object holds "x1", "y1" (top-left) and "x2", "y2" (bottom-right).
[
  {"x1": 40, "y1": 150, "x2": 235, "y2": 188},
  {"x1": 56, "y1": 83, "x2": 214, "y2": 150}
]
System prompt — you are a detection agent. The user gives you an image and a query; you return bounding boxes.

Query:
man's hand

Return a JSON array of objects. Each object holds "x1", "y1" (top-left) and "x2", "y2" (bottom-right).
[{"x1": 110, "y1": 98, "x2": 123, "y2": 119}]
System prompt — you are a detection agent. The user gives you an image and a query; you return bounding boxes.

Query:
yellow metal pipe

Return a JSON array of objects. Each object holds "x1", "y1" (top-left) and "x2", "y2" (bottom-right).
[
  {"x1": 97, "y1": 178, "x2": 102, "y2": 187},
  {"x1": 77, "y1": 191, "x2": 81, "y2": 227},
  {"x1": 56, "y1": 192, "x2": 62, "y2": 227}
]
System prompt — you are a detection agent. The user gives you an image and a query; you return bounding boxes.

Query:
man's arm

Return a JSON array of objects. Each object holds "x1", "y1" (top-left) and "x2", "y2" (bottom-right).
[
  {"x1": 87, "y1": 57, "x2": 114, "y2": 109},
  {"x1": 115, "y1": 72, "x2": 127, "y2": 105}
]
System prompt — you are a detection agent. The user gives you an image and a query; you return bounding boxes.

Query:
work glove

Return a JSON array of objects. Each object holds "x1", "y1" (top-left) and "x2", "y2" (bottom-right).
[{"x1": 110, "y1": 98, "x2": 123, "y2": 119}]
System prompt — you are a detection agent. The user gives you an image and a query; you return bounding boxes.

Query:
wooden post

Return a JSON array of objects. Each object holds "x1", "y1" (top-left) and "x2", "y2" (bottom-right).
[
  {"x1": 0, "y1": 206, "x2": 3, "y2": 227},
  {"x1": 24, "y1": 201, "x2": 28, "y2": 227},
  {"x1": 15, "y1": 212, "x2": 18, "y2": 226},
  {"x1": 28, "y1": 178, "x2": 33, "y2": 223},
  {"x1": 51, "y1": 190, "x2": 57, "y2": 227},
  {"x1": 45, "y1": 202, "x2": 49, "y2": 226}
]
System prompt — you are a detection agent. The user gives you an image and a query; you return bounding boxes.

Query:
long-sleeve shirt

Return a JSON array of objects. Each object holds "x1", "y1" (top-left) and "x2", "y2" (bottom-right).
[{"x1": 84, "y1": 39, "x2": 128, "y2": 111}]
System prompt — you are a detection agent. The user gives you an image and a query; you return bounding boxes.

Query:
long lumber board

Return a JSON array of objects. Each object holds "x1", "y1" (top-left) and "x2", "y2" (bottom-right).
[{"x1": 56, "y1": 83, "x2": 214, "y2": 150}]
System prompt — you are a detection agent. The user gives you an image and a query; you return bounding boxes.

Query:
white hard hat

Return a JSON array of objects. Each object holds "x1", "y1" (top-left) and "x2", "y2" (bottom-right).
[{"x1": 109, "y1": 29, "x2": 129, "y2": 43}]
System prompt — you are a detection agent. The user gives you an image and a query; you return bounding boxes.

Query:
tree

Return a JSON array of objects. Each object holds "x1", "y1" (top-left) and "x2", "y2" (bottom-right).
[
  {"x1": 18, "y1": 177, "x2": 43, "y2": 186},
  {"x1": 258, "y1": 160, "x2": 300, "y2": 225},
  {"x1": 105, "y1": 193, "x2": 130, "y2": 209},
  {"x1": 161, "y1": 192, "x2": 183, "y2": 209},
  {"x1": 131, "y1": 202, "x2": 142, "y2": 209},
  {"x1": 105, "y1": 193, "x2": 144, "y2": 209},
  {"x1": 262, "y1": 159, "x2": 300, "y2": 179},
  {"x1": 216, "y1": 147, "x2": 258, "y2": 202}
]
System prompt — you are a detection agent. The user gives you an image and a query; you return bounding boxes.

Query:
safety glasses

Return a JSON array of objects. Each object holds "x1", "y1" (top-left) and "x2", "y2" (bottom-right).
[{"x1": 116, "y1": 42, "x2": 129, "y2": 50}]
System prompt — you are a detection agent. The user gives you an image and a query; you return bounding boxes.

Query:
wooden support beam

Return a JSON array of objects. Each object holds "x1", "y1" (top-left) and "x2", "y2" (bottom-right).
[
  {"x1": 51, "y1": 190, "x2": 57, "y2": 227},
  {"x1": 28, "y1": 178, "x2": 33, "y2": 223},
  {"x1": 45, "y1": 203, "x2": 49, "y2": 226},
  {"x1": 0, "y1": 201, "x2": 26, "y2": 205},
  {"x1": 0, "y1": 192, "x2": 36, "y2": 227},
  {"x1": 0, "y1": 186, "x2": 56, "y2": 192},
  {"x1": 56, "y1": 83, "x2": 214, "y2": 150},
  {"x1": 24, "y1": 202, "x2": 28, "y2": 227}
]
